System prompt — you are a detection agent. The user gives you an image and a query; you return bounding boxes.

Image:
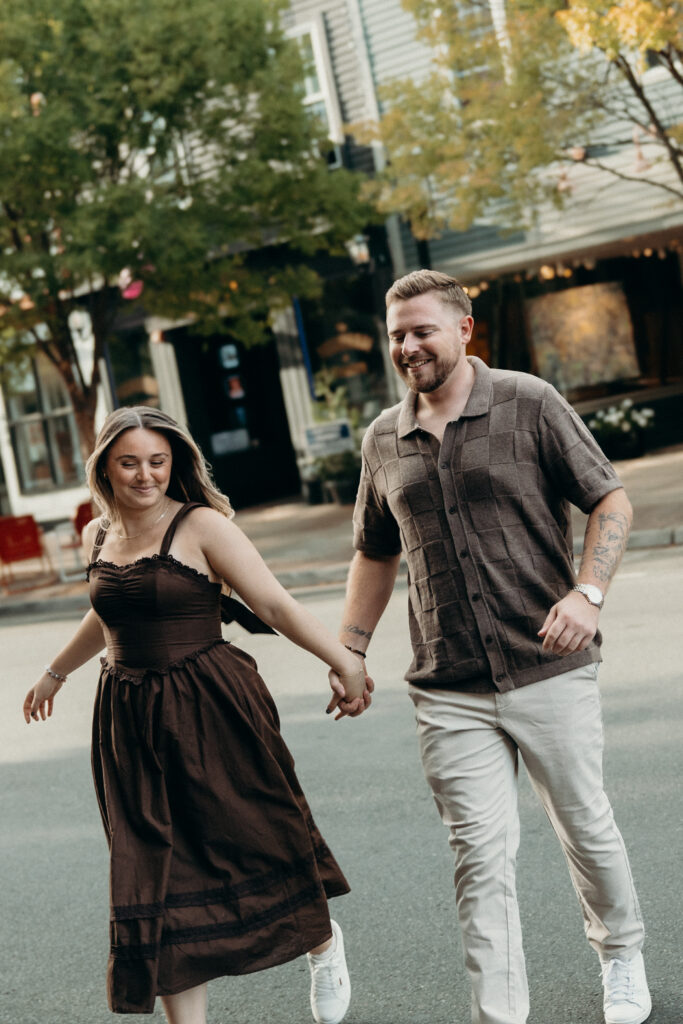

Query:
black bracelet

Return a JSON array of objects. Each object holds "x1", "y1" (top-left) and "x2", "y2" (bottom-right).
[{"x1": 344, "y1": 645, "x2": 367, "y2": 659}]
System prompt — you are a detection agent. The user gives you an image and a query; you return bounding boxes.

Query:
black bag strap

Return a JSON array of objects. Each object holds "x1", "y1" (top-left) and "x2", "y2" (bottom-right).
[{"x1": 220, "y1": 594, "x2": 277, "y2": 634}]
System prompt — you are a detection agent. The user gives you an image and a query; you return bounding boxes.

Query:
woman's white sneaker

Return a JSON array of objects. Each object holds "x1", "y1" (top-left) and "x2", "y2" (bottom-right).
[
  {"x1": 307, "y1": 920, "x2": 351, "y2": 1024},
  {"x1": 602, "y1": 952, "x2": 652, "y2": 1024}
]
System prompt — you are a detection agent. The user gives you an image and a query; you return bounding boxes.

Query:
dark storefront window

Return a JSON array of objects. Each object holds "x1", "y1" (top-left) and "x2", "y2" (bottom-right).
[
  {"x1": 470, "y1": 250, "x2": 683, "y2": 403},
  {"x1": 108, "y1": 326, "x2": 159, "y2": 407},
  {"x1": 298, "y1": 273, "x2": 393, "y2": 430},
  {"x1": 170, "y1": 326, "x2": 300, "y2": 508}
]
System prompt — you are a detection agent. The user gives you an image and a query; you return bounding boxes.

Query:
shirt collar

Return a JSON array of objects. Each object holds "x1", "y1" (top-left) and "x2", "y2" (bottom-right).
[{"x1": 397, "y1": 356, "x2": 493, "y2": 438}]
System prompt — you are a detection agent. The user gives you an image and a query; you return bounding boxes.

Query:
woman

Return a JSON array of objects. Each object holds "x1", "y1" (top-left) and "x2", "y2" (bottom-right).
[{"x1": 23, "y1": 406, "x2": 368, "y2": 1024}]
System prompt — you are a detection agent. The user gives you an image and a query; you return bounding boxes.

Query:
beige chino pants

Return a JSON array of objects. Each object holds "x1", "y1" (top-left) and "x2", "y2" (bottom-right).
[{"x1": 409, "y1": 663, "x2": 644, "y2": 1024}]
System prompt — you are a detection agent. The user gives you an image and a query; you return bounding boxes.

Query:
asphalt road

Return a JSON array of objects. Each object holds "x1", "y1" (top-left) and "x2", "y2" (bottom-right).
[{"x1": 1, "y1": 546, "x2": 681, "y2": 1024}]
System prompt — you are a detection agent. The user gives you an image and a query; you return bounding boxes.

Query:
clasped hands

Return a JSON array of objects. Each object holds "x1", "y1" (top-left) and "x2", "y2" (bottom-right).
[
  {"x1": 326, "y1": 660, "x2": 374, "y2": 720},
  {"x1": 325, "y1": 590, "x2": 598, "y2": 718}
]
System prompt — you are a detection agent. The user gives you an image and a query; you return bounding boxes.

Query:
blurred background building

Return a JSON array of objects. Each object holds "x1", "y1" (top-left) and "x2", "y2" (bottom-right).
[{"x1": 1, "y1": 0, "x2": 681, "y2": 521}]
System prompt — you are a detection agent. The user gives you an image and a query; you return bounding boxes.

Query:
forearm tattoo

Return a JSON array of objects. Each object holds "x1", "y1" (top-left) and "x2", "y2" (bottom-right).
[
  {"x1": 588, "y1": 512, "x2": 630, "y2": 583},
  {"x1": 343, "y1": 624, "x2": 373, "y2": 640}
]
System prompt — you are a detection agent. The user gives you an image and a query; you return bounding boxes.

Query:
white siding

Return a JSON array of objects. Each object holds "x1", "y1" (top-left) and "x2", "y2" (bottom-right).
[{"x1": 357, "y1": 0, "x2": 435, "y2": 110}]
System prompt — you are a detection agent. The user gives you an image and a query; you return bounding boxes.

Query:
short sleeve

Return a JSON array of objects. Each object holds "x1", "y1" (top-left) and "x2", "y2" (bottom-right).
[
  {"x1": 539, "y1": 385, "x2": 624, "y2": 513},
  {"x1": 352, "y1": 434, "x2": 402, "y2": 556}
]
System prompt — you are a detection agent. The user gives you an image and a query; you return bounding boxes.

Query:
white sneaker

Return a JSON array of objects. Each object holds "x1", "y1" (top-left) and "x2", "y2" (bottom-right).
[
  {"x1": 307, "y1": 919, "x2": 351, "y2": 1024},
  {"x1": 602, "y1": 952, "x2": 652, "y2": 1024}
]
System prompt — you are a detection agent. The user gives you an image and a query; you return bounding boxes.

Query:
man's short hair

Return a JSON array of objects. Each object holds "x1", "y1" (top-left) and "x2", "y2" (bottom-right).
[{"x1": 385, "y1": 270, "x2": 472, "y2": 317}]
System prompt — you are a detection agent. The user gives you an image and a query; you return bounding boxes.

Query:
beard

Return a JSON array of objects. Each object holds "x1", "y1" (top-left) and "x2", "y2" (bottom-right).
[{"x1": 399, "y1": 351, "x2": 460, "y2": 393}]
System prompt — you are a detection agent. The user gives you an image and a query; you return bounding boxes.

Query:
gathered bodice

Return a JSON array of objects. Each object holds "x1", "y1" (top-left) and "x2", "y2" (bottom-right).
[
  {"x1": 88, "y1": 504, "x2": 223, "y2": 671},
  {"x1": 90, "y1": 554, "x2": 223, "y2": 670}
]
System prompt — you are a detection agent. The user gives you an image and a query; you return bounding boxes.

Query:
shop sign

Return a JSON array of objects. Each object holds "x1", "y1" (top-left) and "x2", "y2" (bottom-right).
[{"x1": 303, "y1": 419, "x2": 355, "y2": 457}]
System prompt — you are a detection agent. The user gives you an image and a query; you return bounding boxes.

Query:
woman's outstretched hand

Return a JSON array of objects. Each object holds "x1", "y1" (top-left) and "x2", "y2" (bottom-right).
[
  {"x1": 23, "y1": 671, "x2": 64, "y2": 723},
  {"x1": 326, "y1": 660, "x2": 374, "y2": 720}
]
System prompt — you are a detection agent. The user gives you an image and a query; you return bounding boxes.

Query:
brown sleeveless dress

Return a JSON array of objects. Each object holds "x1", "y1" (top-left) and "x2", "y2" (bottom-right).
[{"x1": 88, "y1": 503, "x2": 349, "y2": 1014}]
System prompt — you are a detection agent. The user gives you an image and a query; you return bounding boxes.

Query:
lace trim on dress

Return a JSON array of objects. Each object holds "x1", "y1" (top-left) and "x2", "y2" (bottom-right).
[
  {"x1": 86, "y1": 552, "x2": 220, "y2": 586},
  {"x1": 88, "y1": 553, "x2": 276, "y2": 634},
  {"x1": 99, "y1": 638, "x2": 228, "y2": 685}
]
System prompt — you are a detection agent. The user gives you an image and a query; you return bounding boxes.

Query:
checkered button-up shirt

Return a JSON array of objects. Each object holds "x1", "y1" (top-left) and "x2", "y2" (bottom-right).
[{"x1": 353, "y1": 357, "x2": 623, "y2": 692}]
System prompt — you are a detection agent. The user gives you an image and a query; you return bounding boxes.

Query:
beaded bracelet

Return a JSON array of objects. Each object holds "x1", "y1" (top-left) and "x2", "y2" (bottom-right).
[
  {"x1": 344, "y1": 645, "x2": 367, "y2": 659},
  {"x1": 44, "y1": 665, "x2": 68, "y2": 683}
]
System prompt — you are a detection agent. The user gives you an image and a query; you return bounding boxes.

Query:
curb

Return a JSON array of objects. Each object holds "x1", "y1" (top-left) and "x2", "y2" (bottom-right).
[
  {"x1": 0, "y1": 593, "x2": 91, "y2": 623},
  {"x1": 1, "y1": 527, "x2": 681, "y2": 624},
  {"x1": 273, "y1": 564, "x2": 350, "y2": 590}
]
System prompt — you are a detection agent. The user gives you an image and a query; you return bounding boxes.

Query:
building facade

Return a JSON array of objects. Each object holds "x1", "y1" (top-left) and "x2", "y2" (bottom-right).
[
  {"x1": 2, "y1": 0, "x2": 681, "y2": 523},
  {"x1": 284, "y1": 0, "x2": 682, "y2": 440}
]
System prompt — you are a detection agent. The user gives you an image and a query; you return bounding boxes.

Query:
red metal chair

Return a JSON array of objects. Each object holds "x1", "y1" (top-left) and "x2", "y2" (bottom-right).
[
  {"x1": 73, "y1": 501, "x2": 95, "y2": 539},
  {"x1": 52, "y1": 501, "x2": 95, "y2": 582},
  {"x1": 0, "y1": 515, "x2": 54, "y2": 588}
]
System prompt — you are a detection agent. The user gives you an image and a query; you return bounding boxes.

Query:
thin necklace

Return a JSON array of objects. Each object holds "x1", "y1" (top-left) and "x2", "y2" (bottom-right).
[{"x1": 114, "y1": 500, "x2": 171, "y2": 540}]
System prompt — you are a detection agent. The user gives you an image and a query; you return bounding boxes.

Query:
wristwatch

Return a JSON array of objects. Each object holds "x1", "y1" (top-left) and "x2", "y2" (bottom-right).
[{"x1": 572, "y1": 583, "x2": 604, "y2": 610}]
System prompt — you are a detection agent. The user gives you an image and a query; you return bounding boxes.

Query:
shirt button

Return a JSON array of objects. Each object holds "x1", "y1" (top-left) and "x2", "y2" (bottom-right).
[
  {"x1": 485, "y1": 635, "x2": 493, "y2": 645},
  {"x1": 440, "y1": 463, "x2": 448, "y2": 470},
  {"x1": 496, "y1": 673, "x2": 505, "y2": 683},
  {"x1": 460, "y1": 549, "x2": 468, "y2": 558},
  {"x1": 472, "y1": 593, "x2": 480, "y2": 601},
  {"x1": 448, "y1": 506, "x2": 456, "y2": 515}
]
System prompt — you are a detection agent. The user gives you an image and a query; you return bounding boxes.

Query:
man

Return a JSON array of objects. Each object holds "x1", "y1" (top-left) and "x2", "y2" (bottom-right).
[{"x1": 329, "y1": 270, "x2": 650, "y2": 1024}]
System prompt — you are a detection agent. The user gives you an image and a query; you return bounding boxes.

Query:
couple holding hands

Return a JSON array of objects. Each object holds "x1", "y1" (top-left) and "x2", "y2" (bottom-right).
[{"x1": 24, "y1": 271, "x2": 649, "y2": 1024}]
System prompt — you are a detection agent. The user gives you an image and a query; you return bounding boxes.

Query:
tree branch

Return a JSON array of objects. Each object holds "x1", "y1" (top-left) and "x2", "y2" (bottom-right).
[
  {"x1": 614, "y1": 54, "x2": 683, "y2": 187},
  {"x1": 2, "y1": 202, "x2": 24, "y2": 252},
  {"x1": 582, "y1": 157, "x2": 683, "y2": 199},
  {"x1": 660, "y1": 46, "x2": 683, "y2": 91}
]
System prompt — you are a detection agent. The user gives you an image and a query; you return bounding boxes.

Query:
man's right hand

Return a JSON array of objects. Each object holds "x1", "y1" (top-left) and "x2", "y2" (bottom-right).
[{"x1": 326, "y1": 662, "x2": 375, "y2": 720}]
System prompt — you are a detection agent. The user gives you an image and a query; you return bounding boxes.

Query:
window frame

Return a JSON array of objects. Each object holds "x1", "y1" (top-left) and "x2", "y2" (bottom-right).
[
  {"x1": 287, "y1": 15, "x2": 345, "y2": 169},
  {"x1": 3, "y1": 352, "x2": 85, "y2": 494}
]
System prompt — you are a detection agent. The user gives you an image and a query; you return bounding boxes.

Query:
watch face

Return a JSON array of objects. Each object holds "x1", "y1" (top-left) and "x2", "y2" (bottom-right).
[{"x1": 579, "y1": 584, "x2": 603, "y2": 605}]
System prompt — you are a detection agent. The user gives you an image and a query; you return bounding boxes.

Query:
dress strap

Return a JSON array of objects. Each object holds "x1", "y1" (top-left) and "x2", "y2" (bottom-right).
[
  {"x1": 160, "y1": 500, "x2": 277, "y2": 635},
  {"x1": 159, "y1": 502, "x2": 206, "y2": 556},
  {"x1": 90, "y1": 522, "x2": 108, "y2": 563}
]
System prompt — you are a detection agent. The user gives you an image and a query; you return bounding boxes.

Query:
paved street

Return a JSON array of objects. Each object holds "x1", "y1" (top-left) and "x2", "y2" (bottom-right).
[{"x1": 1, "y1": 546, "x2": 681, "y2": 1024}]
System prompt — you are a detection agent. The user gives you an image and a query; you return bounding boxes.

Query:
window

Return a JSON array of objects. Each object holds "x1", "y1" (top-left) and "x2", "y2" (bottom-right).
[
  {"x1": 4, "y1": 353, "x2": 85, "y2": 493},
  {"x1": 288, "y1": 17, "x2": 344, "y2": 169}
]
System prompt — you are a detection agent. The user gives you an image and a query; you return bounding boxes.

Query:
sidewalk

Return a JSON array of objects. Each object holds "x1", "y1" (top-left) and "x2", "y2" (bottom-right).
[{"x1": 1, "y1": 444, "x2": 681, "y2": 622}]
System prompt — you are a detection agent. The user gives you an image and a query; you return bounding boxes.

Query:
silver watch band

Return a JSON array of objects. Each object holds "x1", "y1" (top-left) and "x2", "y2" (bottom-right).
[{"x1": 572, "y1": 583, "x2": 604, "y2": 609}]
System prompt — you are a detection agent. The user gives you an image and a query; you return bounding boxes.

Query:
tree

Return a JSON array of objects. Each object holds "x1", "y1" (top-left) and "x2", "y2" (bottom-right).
[
  {"x1": 0, "y1": 0, "x2": 367, "y2": 458},
  {"x1": 355, "y1": 0, "x2": 683, "y2": 239}
]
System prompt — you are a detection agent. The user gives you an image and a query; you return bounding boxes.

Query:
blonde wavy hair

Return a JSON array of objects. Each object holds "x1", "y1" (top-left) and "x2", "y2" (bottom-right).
[{"x1": 85, "y1": 406, "x2": 234, "y2": 524}]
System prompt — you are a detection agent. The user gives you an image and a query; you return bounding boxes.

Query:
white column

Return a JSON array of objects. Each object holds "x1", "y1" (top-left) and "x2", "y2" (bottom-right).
[
  {"x1": 271, "y1": 307, "x2": 316, "y2": 462},
  {"x1": 148, "y1": 338, "x2": 188, "y2": 428},
  {"x1": 0, "y1": 387, "x2": 22, "y2": 516}
]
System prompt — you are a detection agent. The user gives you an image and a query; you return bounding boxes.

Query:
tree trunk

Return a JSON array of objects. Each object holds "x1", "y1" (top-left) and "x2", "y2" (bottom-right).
[
  {"x1": 70, "y1": 389, "x2": 99, "y2": 468},
  {"x1": 40, "y1": 291, "x2": 111, "y2": 468}
]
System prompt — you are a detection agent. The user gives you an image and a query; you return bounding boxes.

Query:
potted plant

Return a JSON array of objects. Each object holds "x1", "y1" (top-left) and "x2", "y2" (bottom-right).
[
  {"x1": 587, "y1": 399, "x2": 655, "y2": 460},
  {"x1": 314, "y1": 450, "x2": 362, "y2": 505},
  {"x1": 299, "y1": 461, "x2": 325, "y2": 505}
]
